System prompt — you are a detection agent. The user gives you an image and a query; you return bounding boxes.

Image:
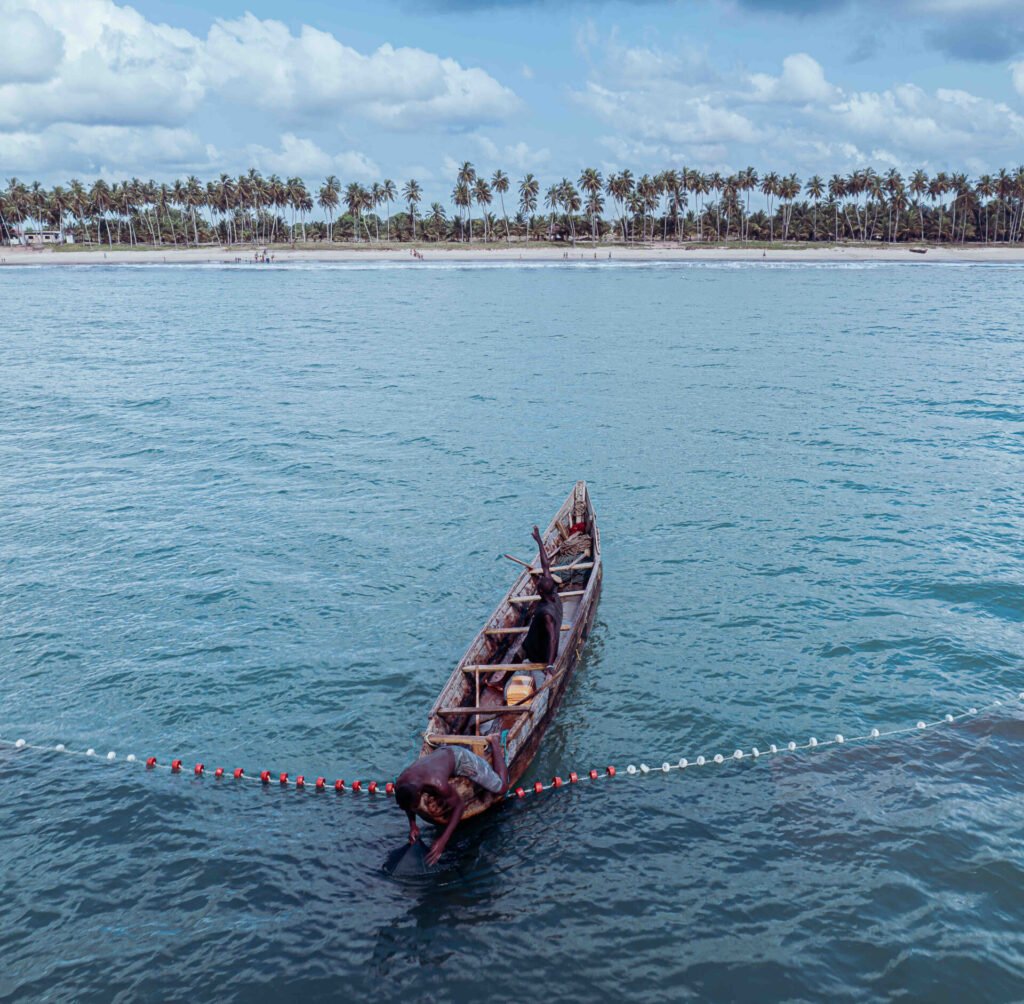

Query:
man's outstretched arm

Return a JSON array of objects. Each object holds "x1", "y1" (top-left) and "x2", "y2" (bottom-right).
[
  {"x1": 532, "y1": 525, "x2": 552, "y2": 576},
  {"x1": 424, "y1": 783, "x2": 465, "y2": 867}
]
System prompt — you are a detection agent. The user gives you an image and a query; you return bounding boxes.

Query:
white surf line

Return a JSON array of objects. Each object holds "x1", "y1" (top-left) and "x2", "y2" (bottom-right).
[{"x1": 1, "y1": 693, "x2": 1018, "y2": 805}]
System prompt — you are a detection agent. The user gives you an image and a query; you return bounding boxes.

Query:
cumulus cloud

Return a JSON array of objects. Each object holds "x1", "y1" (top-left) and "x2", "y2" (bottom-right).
[
  {"x1": 0, "y1": 0, "x2": 518, "y2": 136},
  {"x1": 0, "y1": 8, "x2": 64, "y2": 84},
  {"x1": 203, "y1": 14, "x2": 518, "y2": 128},
  {"x1": 1011, "y1": 61, "x2": 1024, "y2": 96},
  {"x1": 245, "y1": 134, "x2": 379, "y2": 179},
  {"x1": 570, "y1": 40, "x2": 761, "y2": 153},
  {"x1": 473, "y1": 135, "x2": 550, "y2": 169},
  {"x1": 0, "y1": 124, "x2": 209, "y2": 175},
  {"x1": 749, "y1": 53, "x2": 838, "y2": 103},
  {"x1": 574, "y1": 35, "x2": 1024, "y2": 175},
  {"x1": 0, "y1": 0, "x2": 203, "y2": 130}
]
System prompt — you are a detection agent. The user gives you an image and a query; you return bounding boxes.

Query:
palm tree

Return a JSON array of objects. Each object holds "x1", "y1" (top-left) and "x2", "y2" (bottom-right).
[
  {"x1": 559, "y1": 178, "x2": 581, "y2": 245},
  {"x1": 760, "y1": 172, "x2": 780, "y2": 242},
  {"x1": 90, "y1": 178, "x2": 114, "y2": 246},
  {"x1": 491, "y1": 169, "x2": 511, "y2": 244},
  {"x1": 908, "y1": 169, "x2": 928, "y2": 242},
  {"x1": 579, "y1": 167, "x2": 603, "y2": 243},
  {"x1": 827, "y1": 174, "x2": 845, "y2": 242},
  {"x1": 427, "y1": 202, "x2": 446, "y2": 242},
  {"x1": 805, "y1": 175, "x2": 823, "y2": 242},
  {"x1": 605, "y1": 169, "x2": 634, "y2": 242},
  {"x1": 473, "y1": 178, "x2": 492, "y2": 242},
  {"x1": 318, "y1": 176, "x2": 340, "y2": 243},
  {"x1": 976, "y1": 174, "x2": 994, "y2": 243},
  {"x1": 544, "y1": 184, "x2": 560, "y2": 240},
  {"x1": 452, "y1": 181, "x2": 470, "y2": 242},
  {"x1": 344, "y1": 181, "x2": 365, "y2": 242},
  {"x1": 369, "y1": 182, "x2": 383, "y2": 241},
  {"x1": 402, "y1": 179, "x2": 422, "y2": 241},
  {"x1": 518, "y1": 173, "x2": 539, "y2": 243},
  {"x1": 381, "y1": 179, "x2": 396, "y2": 242},
  {"x1": 779, "y1": 174, "x2": 801, "y2": 241},
  {"x1": 457, "y1": 162, "x2": 476, "y2": 242}
]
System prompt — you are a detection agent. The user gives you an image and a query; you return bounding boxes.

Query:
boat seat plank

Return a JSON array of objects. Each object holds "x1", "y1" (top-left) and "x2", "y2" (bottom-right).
[
  {"x1": 510, "y1": 589, "x2": 585, "y2": 605},
  {"x1": 436, "y1": 706, "x2": 534, "y2": 716},
  {"x1": 462, "y1": 662, "x2": 547, "y2": 672},
  {"x1": 484, "y1": 625, "x2": 572, "y2": 635}
]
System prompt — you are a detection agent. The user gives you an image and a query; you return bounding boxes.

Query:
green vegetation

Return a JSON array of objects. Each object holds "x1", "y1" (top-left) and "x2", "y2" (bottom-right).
[{"x1": 4, "y1": 164, "x2": 1024, "y2": 248}]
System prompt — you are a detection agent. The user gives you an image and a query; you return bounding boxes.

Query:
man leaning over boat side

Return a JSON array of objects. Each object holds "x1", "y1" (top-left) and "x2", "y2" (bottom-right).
[{"x1": 394, "y1": 733, "x2": 509, "y2": 866}]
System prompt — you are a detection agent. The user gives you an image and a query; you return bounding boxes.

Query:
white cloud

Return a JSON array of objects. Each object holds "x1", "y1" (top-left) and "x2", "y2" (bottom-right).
[
  {"x1": 245, "y1": 133, "x2": 379, "y2": 179},
  {"x1": 0, "y1": 124, "x2": 208, "y2": 176},
  {"x1": 0, "y1": 0, "x2": 518, "y2": 138},
  {"x1": 749, "y1": 53, "x2": 838, "y2": 104},
  {"x1": 0, "y1": 0, "x2": 203, "y2": 130},
  {"x1": 573, "y1": 34, "x2": 1024, "y2": 174},
  {"x1": 574, "y1": 81, "x2": 761, "y2": 148},
  {"x1": 203, "y1": 15, "x2": 519, "y2": 128},
  {"x1": 473, "y1": 135, "x2": 550, "y2": 170},
  {"x1": 0, "y1": 9, "x2": 64, "y2": 84},
  {"x1": 828, "y1": 84, "x2": 1024, "y2": 153},
  {"x1": 1012, "y1": 61, "x2": 1024, "y2": 95}
]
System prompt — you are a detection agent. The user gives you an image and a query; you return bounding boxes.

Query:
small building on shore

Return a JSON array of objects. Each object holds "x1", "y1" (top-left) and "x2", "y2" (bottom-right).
[{"x1": 7, "y1": 229, "x2": 74, "y2": 246}]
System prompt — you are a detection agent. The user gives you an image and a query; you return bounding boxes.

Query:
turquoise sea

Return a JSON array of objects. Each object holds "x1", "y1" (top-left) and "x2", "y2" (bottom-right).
[{"x1": 1, "y1": 260, "x2": 1023, "y2": 1001}]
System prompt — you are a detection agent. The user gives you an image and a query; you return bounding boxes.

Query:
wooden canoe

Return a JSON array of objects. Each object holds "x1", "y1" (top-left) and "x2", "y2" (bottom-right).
[{"x1": 414, "y1": 481, "x2": 602, "y2": 825}]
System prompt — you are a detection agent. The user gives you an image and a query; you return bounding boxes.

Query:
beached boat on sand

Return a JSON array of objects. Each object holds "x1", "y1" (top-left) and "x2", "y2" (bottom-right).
[{"x1": 415, "y1": 481, "x2": 602, "y2": 825}]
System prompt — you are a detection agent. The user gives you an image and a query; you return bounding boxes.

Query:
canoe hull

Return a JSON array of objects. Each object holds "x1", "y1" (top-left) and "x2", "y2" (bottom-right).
[{"x1": 416, "y1": 482, "x2": 601, "y2": 825}]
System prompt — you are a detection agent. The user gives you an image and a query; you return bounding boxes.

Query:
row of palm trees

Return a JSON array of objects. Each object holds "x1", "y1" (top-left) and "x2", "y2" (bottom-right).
[{"x1": 5, "y1": 164, "x2": 1024, "y2": 247}]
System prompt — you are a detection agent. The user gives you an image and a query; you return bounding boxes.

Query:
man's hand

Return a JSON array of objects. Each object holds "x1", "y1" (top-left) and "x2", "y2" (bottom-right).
[
  {"x1": 408, "y1": 819, "x2": 420, "y2": 844},
  {"x1": 424, "y1": 841, "x2": 444, "y2": 867}
]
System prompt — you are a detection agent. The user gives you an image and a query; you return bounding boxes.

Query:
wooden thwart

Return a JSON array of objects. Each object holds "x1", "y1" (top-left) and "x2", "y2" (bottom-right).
[
  {"x1": 462, "y1": 662, "x2": 547, "y2": 673},
  {"x1": 510, "y1": 589, "x2": 585, "y2": 605},
  {"x1": 437, "y1": 705, "x2": 534, "y2": 716},
  {"x1": 485, "y1": 625, "x2": 571, "y2": 635}
]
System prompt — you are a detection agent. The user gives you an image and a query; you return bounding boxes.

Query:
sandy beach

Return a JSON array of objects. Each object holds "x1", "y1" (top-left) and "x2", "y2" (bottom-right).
[{"x1": 4, "y1": 243, "x2": 1024, "y2": 266}]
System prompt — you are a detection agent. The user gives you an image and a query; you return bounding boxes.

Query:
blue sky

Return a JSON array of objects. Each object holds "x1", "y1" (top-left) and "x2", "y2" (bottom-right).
[{"x1": 2, "y1": 0, "x2": 1024, "y2": 203}]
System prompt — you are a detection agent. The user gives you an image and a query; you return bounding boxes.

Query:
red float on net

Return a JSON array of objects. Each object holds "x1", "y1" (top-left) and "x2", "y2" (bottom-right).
[
  {"x1": 295, "y1": 775, "x2": 305, "y2": 789},
  {"x1": 279, "y1": 773, "x2": 288, "y2": 786},
  {"x1": 233, "y1": 768, "x2": 244, "y2": 779},
  {"x1": 194, "y1": 763, "x2": 204, "y2": 776},
  {"x1": 259, "y1": 770, "x2": 271, "y2": 784},
  {"x1": 351, "y1": 780, "x2": 362, "y2": 792},
  {"x1": 368, "y1": 781, "x2": 378, "y2": 794},
  {"x1": 214, "y1": 768, "x2": 224, "y2": 779},
  {"x1": 171, "y1": 759, "x2": 182, "y2": 773},
  {"x1": 589, "y1": 769, "x2": 599, "y2": 780},
  {"x1": 553, "y1": 776, "x2": 563, "y2": 787},
  {"x1": 607, "y1": 766, "x2": 616, "y2": 777},
  {"x1": 334, "y1": 779, "x2": 344, "y2": 792},
  {"x1": 515, "y1": 787, "x2": 526, "y2": 798},
  {"x1": 146, "y1": 757, "x2": 157, "y2": 769},
  {"x1": 385, "y1": 782, "x2": 395, "y2": 795},
  {"x1": 533, "y1": 781, "x2": 544, "y2": 794},
  {"x1": 315, "y1": 777, "x2": 326, "y2": 791},
  {"x1": 569, "y1": 772, "x2": 579, "y2": 784}
]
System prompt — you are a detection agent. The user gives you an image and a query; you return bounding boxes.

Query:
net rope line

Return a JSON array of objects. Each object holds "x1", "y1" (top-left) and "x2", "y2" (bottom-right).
[{"x1": 0, "y1": 694, "x2": 1017, "y2": 803}]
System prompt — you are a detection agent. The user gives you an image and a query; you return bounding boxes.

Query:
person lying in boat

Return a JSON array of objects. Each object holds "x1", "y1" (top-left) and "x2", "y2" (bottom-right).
[
  {"x1": 521, "y1": 524, "x2": 562, "y2": 680},
  {"x1": 395, "y1": 733, "x2": 509, "y2": 866}
]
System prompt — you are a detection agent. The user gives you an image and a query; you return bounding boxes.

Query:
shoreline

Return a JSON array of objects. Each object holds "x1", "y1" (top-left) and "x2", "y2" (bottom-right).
[{"x1": 4, "y1": 243, "x2": 1024, "y2": 266}]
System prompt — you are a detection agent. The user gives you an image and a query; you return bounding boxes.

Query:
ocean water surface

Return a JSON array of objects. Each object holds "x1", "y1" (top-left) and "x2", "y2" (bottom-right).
[{"x1": 1, "y1": 260, "x2": 1022, "y2": 1001}]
